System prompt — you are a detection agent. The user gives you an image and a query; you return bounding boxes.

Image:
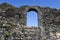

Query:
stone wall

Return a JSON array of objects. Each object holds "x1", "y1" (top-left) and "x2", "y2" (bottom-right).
[
  {"x1": 0, "y1": 2, "x2": 60, "y2": 40},
  {"x1": 16, "y1": 6, "x2": 60, "y2": 40}
]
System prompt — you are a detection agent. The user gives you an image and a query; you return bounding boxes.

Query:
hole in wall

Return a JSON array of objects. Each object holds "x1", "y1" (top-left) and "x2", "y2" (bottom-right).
[{"x1": 27, "y1": 9, "x2": 38, "y2": 27}]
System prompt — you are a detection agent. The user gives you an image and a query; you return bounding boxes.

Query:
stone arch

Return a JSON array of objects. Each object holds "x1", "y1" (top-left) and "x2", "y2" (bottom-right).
[
  {"x1": 19, "y1": 6, "x2": 43, "y2": 26},
  {"x1": 23, "y1": 6, "x2": 43, "y2": 26},
  {"x1": 27, "y1": 8, "x2": 38, "y2": 26}
]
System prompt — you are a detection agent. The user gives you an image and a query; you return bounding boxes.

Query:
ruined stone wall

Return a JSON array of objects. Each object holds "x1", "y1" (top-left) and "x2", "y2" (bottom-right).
[
  {"x1": 19, "y1": 6, "x2": 60, "y2": 40},
  {"x1": 42, "y1": 8, "x2": 60, "y2": 40},
  {"x1": 0, "y1": 3, "x2": 60, "y2": 40}
]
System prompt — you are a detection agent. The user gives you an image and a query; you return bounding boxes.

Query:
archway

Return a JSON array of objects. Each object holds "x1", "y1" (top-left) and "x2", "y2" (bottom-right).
[{"x1": 27, "y1": 9, "x2": 38, "y2": 27}]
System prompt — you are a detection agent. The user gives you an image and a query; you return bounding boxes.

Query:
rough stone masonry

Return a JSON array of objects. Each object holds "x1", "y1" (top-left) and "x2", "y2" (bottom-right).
[
  {"x1": 0, "y1": 2, "x2": 60, "y2": 40},
  {"x1": 18, "y1": 5, "x2": 60, "y2": 40}
]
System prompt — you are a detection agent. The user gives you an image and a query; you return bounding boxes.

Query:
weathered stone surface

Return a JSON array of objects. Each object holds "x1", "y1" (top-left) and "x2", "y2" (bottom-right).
[{"x1": 0, "y1": 2, "x2": 60, "y2": 40}]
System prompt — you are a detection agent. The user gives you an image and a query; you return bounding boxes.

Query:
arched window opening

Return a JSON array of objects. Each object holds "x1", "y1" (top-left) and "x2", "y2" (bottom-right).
[{"x1": 27, "y1": 9, "x2": 38, "y2": 27}]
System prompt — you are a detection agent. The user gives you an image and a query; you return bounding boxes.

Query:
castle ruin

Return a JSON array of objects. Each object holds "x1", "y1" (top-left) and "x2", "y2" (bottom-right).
[{"x1": 0, "y1": 2, "x2": 60, "y2": 40}]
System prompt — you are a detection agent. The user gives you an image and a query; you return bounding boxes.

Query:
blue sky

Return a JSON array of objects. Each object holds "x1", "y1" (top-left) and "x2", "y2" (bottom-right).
[
  {"x1": 0, "y1": 0, "x2": 60, "y2": 26},
  {"x1": 0, "y1": 0, "x2": 60, "y2": 9}
]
